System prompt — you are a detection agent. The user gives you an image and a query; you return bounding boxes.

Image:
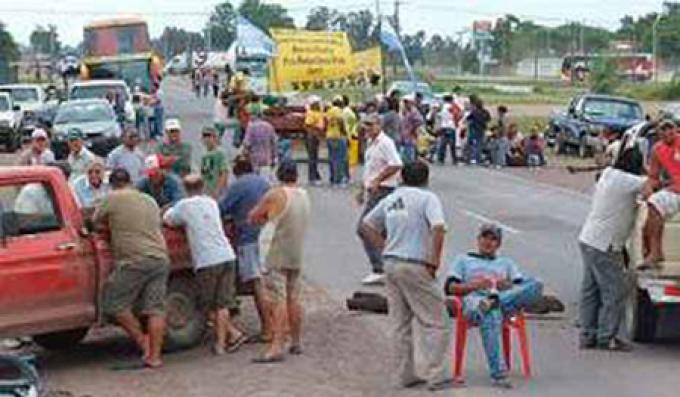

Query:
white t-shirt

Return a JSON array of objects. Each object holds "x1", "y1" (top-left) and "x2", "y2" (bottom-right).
[
  {"x1": 363, "y1": 132, "x2": 403, "y2": 189},
  {"x1": 439, "y1": 103, "x2": 456, "y2": 129},
  {"x1": 579, "y1": 167, "x2": 646, "y2": 252},
  {"x1": 163, "y1": 195, "x2": 236, "y2": 269}
]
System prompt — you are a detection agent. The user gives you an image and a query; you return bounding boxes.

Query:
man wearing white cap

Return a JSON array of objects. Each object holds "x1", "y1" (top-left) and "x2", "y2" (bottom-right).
[
  {"x1": 16, "y1": 129, "x2": 55, "y2": 166},
  {"x1": 156, "y1": 118, "x2": 193, "y2": 177}
]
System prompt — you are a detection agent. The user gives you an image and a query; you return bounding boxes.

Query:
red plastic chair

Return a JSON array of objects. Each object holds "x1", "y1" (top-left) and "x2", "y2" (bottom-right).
[{"x1": 450, "y1": 296, "x2": 532, "y2": 381}]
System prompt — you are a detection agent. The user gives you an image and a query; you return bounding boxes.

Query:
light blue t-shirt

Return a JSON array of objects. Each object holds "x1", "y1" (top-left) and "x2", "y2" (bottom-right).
[
  {"x1": 446, "y1": 253, "x2": 524, "y2": 310},
  {"x1": 364, "y1": 186, "x2": 446, "y2": 265}
]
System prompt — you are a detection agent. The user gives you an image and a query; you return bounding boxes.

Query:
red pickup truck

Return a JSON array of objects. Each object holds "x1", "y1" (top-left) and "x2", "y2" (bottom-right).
[{"x1": 0, "y1": 166, "x2": 208, "y2": 351}]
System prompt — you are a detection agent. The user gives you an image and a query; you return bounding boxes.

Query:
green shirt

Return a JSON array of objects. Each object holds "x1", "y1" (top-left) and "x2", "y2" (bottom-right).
[
  {"x1": 201, "y1": 149, "x2": 228, "y2": 196},
  {"x1": 157, "y1": 142, "x2": 193, "y2": 176}
]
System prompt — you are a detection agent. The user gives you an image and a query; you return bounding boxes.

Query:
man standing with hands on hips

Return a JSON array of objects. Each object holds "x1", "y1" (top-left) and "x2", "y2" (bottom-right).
[
  {"x1": 360, "y1": 160, "x2": 452, "y2": 391},
  {"x1": 356, "y1": 113, "x2": 403, "y2": 285}
]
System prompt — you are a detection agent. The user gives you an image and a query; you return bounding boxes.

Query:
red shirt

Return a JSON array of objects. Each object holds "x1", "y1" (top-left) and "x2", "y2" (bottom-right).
[{"x1": 652, "y1": 134, "x2": 680, "y2": 192}]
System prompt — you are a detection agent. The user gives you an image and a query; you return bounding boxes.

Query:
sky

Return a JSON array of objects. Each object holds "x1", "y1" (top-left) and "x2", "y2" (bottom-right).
[{"x1": 0, "y1": 0, "x2": 668, "y2": 46}]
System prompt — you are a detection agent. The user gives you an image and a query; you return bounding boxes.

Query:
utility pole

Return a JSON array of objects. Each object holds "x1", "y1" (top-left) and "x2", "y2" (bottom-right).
[
  {"x1": 579, "y1": 20, "x2": 585, "y2": 55},
  {"x1": 376, "y1": 0, "x2": 387, "y2": 94},
  {"x1": 392, "y1": 0, "x2": 402, "y2": 77},
  {"x1": 653, "y1": 13, "x2": 662, "y2": 83}
]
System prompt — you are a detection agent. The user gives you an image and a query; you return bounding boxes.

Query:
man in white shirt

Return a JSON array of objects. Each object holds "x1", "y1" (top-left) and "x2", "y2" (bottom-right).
[
  {"x1": 578, "y1": 146, "x2": 646, "y2": 352},
  {"x1": 163, "y1": 174, "x2": 246, "y2": 355},
  {"x1": 437, "y1": 95, "x2": 462, "y2": 165},
  {"x1": 71, "y1": 159, "x2": 110, "y2": 209},
  {"x1": 356, "y1": 113, "x2": 403, "y2": 285},
  {"x1": 16, "y1": 129, "x2": 55, "y2": 166},
  {"x1": 66, "y1": 128, "x2": 96, "y2": 182}
]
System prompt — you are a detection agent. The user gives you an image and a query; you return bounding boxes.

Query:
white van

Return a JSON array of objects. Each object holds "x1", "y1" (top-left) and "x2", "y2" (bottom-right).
[{"x1": 69, "y1": 80, "x2": 135, "y2": 123}]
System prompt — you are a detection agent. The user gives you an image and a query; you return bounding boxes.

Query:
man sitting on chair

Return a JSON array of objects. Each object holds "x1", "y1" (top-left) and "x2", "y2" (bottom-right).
[{"x1": 444, "y1": 224, "x2": 543, "y2": 389}]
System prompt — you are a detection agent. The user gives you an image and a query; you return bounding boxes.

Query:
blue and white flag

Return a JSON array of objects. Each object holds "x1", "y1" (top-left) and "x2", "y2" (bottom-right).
[
  {"x1": 379, "y1": 20, "x2": 404, "y2": 53},
  {"x1": 237, "y1": 16, "x2": 276, "y2": 57}
]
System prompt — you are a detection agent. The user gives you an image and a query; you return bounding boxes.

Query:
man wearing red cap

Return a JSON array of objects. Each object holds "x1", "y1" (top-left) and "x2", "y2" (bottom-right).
[{"x1": 136, "y1": 154, "x2": 185, "y2": 210}]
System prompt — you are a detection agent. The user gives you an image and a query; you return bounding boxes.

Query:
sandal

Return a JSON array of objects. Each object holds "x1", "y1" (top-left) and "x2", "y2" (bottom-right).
[
  {"x1": 251, "y1": 354, "x2": 285, "y2": 364},
  {"x1": 288, "y1": 345, "x2": 303, "y2": 355},
  {"x1": 227, "y1": 334, "x2": 248, "y2": 353}
]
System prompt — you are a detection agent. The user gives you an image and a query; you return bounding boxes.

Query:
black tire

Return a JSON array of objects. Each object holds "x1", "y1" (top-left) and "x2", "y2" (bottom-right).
[
  {"x1": 164, "y1": 275, "x2": 206, "y2": 352},
  {"x1": 5, "y1": 134, "x2": 19, "y2": 153},
  {"x1": 626, "y1": 287, "x2": 658, "y2": 343},
  {"x1": 33, "y1": 327, "x2": 89, "y2": 350}
]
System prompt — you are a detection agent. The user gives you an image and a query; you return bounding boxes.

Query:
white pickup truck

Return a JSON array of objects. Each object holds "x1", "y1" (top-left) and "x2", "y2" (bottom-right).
[{"x1": 623, "y1": 122, "x2": 680, "y2": 342}]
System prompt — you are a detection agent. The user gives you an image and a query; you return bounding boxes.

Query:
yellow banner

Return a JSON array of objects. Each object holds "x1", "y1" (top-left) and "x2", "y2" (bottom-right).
[
  {"x1": 352, "y1": 47, "x2": 382, "y2": 75},
  {"x1": 269, "y1": 29, "x2": 354, "y2": 91}
]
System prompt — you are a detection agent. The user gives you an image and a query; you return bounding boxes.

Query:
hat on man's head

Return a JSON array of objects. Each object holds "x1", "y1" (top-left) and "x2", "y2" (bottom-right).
[
  {"x1": 164, "y1": 118, "x2": 182, "y2": 132},
  {"x1": 67, "y1": 128, "x2": 84, "y2": 141},
  {"x1": 144, "y1": 154, "x2": 173, "y2": 177},
  {"x1": 361, "y1": 113, "x2": 381, "y2": 126},
  {"x1": 402, "y1": 93, "x2": 416, "y2": 102},
  {"x1": 31, "y1": 128, "x2": 48, "y2": 140},
  {"x1": 478, "y1": 223, "x2": 503, "y2": 243}
]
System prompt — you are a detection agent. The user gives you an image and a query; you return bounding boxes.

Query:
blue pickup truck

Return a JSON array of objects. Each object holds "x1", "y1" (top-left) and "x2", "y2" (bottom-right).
[{"x1": 546, "y1": 94, "x2": 645, "y2": 158}]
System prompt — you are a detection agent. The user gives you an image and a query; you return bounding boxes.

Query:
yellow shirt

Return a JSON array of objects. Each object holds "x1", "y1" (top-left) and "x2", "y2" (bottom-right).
[
  {"x1": 304, "y1": 109, "x2": 325, "y2": 132},
  {"x1": 325, "y1": 106, "x2": 345, "y2": 139}
]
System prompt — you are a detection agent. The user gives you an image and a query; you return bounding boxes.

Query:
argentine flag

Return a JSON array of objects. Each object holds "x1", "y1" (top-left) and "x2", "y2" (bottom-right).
[{"x1": 380, "y1": 20, "x2": 404, "y2": 53}]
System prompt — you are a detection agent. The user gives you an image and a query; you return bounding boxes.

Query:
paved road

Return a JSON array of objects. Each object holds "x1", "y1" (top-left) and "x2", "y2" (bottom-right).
[{"x1": 25, "y1": 76, "x2": 680, "y2": 397}]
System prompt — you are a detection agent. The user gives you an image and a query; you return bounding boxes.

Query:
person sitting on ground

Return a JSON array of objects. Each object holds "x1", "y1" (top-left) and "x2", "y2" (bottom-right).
[
  {"x1": 136, "y1": 154, "x2": 185, "y2": 210},
  {"x1": 163, "y1": 174, "x2": 247, "y2": 355},
  {"x1": 642, "y1": 119, "x2": 680, "y2": 267},
  {"x1": 16, "y1": 129, "x2": 55, "y2": 166},
  {"x1": 248, "y1": 161, "x2": 311, "y2": 363},
  {"x1": 506, "y1": 123, "x2": 526, "y2": 167},
  {"x1": 156, "y1": 118, "x2": 193, "y2": 177},
  {"x1": 93, "y1": 168, "x2": 170, "y2": 369},
  {"x1": 361, "y1": 160, "x2": 453, "y2": 391},
  {"x1": 524, "y1": 127, "x2": 546, "y2": 167},
  {"x1": 445, "y1": 224, "x2": 543, "y2": 388}
]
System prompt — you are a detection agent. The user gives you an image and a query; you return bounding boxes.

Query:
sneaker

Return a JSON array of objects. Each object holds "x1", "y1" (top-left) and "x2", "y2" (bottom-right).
[
  {"x1": 597, "y1": 338, "x2": 633, "y2": 352},
  {"x1": 361, "y1": 273, "x2": 385, "y2": 285},
  {"x1": 491, "y1": 376, "x2": 513, "y2": 389},
  {"x1": 579, "y1": 338, "x2": 597, "y2": 350},
  {"x1": 427, "y1": 379, "x2": 460, "y2": 391}
]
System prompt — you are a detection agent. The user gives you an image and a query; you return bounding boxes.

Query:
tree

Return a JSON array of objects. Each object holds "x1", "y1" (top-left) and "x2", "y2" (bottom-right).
[
  {"x1": 304, "y1": 7, "x2": 376, "y2": 50},
  {"x1": 305, "y1": 6, "x2": 341, "y2": 31},
  {"x1": 0, "y1": 22, "x2": 19, "y2": 62},
  {"x1": 153, "y1": 27, "x2": 204, "y2": 58},
  {"x1": 590, "y1": 58, "x2": 620, "y2": 94},
  {"x1": 402, "y1": 30, "x2": 426, "y2": 66},
  {"x1": 238, "y1": 0, "x2": 295, "y2": 33},
  {"x1": 30, "y1": 25, "x2": 60, "y2": 55},
  {"x1": 206, "y1": 2, "x2": 237, "y2": 50}
]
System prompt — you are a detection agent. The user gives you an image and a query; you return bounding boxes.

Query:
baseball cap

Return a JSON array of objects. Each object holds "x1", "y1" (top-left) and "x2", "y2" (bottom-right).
[
  {"x1": 67, "y1": 128, "x2": 84, "y2": 141},
  {"x1": 202, "y1": 126, "x2": 218, "y2": 136},
  {"x1": 164, "y1": 118, "x2": 182, "y2": 131},
  {"x1": 32, "y1": 128, "x2": 48, "y2": 140},
  {"x1": 307, "y1": 95, "x2": 322, "y2": 105},
  {"x1": 479, "y1": 223, "x2": 503, "y2": 242},
  {"x1": 361, "y1": 113, "x2": 381, "y2": 125},
  {"x1": 144, "y1": 154, "x2": 173, "y2": 177}
]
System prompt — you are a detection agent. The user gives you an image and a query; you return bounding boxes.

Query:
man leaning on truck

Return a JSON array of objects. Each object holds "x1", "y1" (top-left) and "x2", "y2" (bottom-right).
[{"x1": 93, "y1": 167, "x2": 170, "y2": 369}]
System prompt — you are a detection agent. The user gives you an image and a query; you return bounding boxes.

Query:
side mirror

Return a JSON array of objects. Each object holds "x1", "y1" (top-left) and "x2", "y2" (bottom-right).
[{"x1": 12, "y1": 105, "x2": 20, "y2": 111}]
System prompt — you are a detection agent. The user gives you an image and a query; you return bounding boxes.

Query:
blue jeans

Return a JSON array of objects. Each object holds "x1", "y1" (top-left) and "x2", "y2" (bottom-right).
[
  {"x1": 464, "y1": 278, "x2": 543, "y2": 379},
  {"x1": 327, "y1": 138, "x2": 348, "y2": 185},
  {"x1": 151, "y1": 104, "x2": 164, "y2": 140},
  {"x1": 357, "y1": 187, "x2": 394, "y2": 273},
  {"x1": 399, "y1": 142, "x2": 417, "y2": 163},
  {"x1": 467, "y1": 131, "x2": 484, "y2": 164},
  {"x1": 437, "y1": 128, "x2": 457, "y2": 164},
  {"x1": 278, "y1": 138, "x2": 292, "y2": 162}
]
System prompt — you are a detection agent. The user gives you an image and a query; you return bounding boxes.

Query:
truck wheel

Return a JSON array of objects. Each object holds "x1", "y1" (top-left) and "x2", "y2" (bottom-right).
[
  {"x1": 578, "y1": 136, "x2": 589, "y2": 158},
  {"x1": 33, "y1": 328, "x2": 89, "y2": 350},
  {"x1": 164, "y1": 275, "x2": 206, "y2": 352},
  {"x1": 625, "y1": 287, "x2": 658, "y2": 343}
]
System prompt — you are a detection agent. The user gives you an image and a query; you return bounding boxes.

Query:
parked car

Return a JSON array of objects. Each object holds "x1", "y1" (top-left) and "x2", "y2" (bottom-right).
[
  {"x1": 0, "y1": 92, "x2": 22, "y2": 152},
  {"x1": 50, "y1": 99, "x2": 122, "y2": 159},
  {"x1": 69, "y1": 80, "x2": 135, "y2": 123},
  {"x1": 387, "y1": 80, "x2": 437, "y2": 111},
  {"x1": 0, "y1": 84, "x2": 46, "y2": 116},
  {"x1": 546, "y1": 94, "x2": 644, "y2": 158},
  {"x1": 0, "y1": 166, "x2": 216, "y2": 351}
]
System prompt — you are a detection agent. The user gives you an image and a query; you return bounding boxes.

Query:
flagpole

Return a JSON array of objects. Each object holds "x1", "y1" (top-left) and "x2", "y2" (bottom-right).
[{"x1": 377, "y1": 1, "x2": 386, "y2": 95}]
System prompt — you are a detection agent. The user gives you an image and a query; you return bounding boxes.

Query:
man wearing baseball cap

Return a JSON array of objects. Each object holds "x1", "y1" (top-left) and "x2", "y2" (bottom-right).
[
  {"x1": 156, "y1": 118, "x2": 192, "y2": 177},
  {"x1": 66, "y1": 128, "x2": 96, "y2": 182},
  {"x1": 16, "y1": 129, "x2": 56, "y2": 166},
  {"x1": 136, "y1": 154, "x2": 185, "y2": 209},
  {"x1": 107, "y1": 128, "x2": 145, "y2": 184},
  {"x1": 445, "y1": 224, "x2": 543, "y2": 388}
]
